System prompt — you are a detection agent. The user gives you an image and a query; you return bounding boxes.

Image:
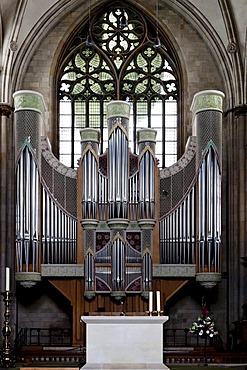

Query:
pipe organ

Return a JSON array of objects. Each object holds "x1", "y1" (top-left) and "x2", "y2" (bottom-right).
[
  {"x1": 81, "y1": 101, "x2": 156, "y2": 299},
  {"x1": 13, "y1": 89, "x2": 224, "y2": 297}
]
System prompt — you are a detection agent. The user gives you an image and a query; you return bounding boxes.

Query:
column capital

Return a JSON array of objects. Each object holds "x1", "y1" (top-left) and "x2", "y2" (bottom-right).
[
  {"x1": 0, "y1": 103, "x2": 14, "y2": 118},
  {"x1": 224, "y1": 103, "x2": 247, "y2": 118}
]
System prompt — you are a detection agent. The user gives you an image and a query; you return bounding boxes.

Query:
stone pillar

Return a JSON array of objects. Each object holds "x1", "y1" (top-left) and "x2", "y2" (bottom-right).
[
  {"x1": 0, "y1": 103, "x2": 14, "y2": 340},
  {"x1": 225, "y1": 104, "x2": 247, "y2": 324}
]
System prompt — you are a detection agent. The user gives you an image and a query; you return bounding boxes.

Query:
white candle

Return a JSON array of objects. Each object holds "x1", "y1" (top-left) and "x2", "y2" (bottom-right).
[
  {"x1": 6, "y1": 267, "x2": 10, "y2": 291},
  {"x1": 156, "y1": 291, "x2": 161, "y2": 312},
  {"x1": 149, "y1": 291, "x2": 153, "y2": 312}
]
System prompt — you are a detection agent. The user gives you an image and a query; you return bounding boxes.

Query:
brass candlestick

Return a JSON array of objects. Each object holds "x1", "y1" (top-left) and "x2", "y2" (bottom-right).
[{"x1": 1, "y1": 291, "x2": 15, "y2": 368}]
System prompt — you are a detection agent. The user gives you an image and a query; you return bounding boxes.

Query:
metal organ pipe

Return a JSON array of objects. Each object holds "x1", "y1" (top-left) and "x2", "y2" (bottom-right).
[
  {"x1": 108, "y1": 126, "x2": 128, "y2": 219},
  {"x1": 112, "y1": 236, "x2": 125, "y2": 291},
  {"x1": 137, "y1": 129, "x2": 157, "y2": 220},
  {"x1": 16, "y1": 146, "x2": 40, "y2": 272},
  {"x1": 142, "y1": 251, "x2": 152, "y2": 291},
  {"x1": 82, "y1": 149, "x2": 98, "y2": 219},
  {"x1": 197, "y1": 147, "x2": 221, "y2": 273},
  {"x1": 41, "y1": 187, "x2": 77, "y2": 265},
  {"x1": 159, "y1": 186, "x2": 196, "y2": 265},
  {"x1": 85, "y1": 251, "x2": 95, "y2": 291},
  {"x1": 80, "y1": 128, "x2": 100, "y2": 221}
]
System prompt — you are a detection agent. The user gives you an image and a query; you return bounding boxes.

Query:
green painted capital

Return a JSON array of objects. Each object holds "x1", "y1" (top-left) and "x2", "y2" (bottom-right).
[
  {"x1": 190, "y1": 90, "x2": 225, "y2": 118},
  {"x1": 106, "y1": 101, "x2": 130, "y2": 119},
  {"x1": 13, "y1": 90, "x2": 46, "y2": 120},
  {"x1": 138, "y1": 219, "x2": 156, "y2": 229},
  {"x1": 137, "y1": 128, "x2": 157, "y2": 143},
  {"x1": 15, "y1": 272, "x2": 41, "y2": 288},
  {"x1": 196, "y1": 272, "x2": 222, "y2": 289},
  {"x1": 107, "y1": 218, "x2": 129, "y2": 229},
  {"x1": 80, "y1": 128, "x2": 100, "y2": 143}
]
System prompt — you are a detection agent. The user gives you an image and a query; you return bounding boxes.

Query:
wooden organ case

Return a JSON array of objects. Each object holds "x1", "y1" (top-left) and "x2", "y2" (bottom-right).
[{"x1": 13, "y1": 90, "x2": 224, "y2": 345}]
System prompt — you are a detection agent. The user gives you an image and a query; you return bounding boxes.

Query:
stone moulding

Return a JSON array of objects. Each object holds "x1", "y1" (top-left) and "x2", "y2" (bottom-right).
[{"x1": 0, "y1": 103, "x2": 14, "y2": 117}]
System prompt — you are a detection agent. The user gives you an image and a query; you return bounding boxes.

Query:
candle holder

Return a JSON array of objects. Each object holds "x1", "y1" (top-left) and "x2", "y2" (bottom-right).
[
  {"x1": 1, "y1": 291, "x2": 15, "y2": 368},
  {"x1": 146, "y1": 310, "x2": 164, "y2": 316}
]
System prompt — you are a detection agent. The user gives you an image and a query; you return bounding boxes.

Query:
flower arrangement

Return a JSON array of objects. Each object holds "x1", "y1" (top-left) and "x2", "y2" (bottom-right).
[{"x1": 189, "y1": 305, "x2": 219, "y2": 338}]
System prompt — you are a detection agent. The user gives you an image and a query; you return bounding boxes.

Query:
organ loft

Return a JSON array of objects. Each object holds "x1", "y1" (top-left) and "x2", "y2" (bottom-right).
[{"x1": 13, "y1": 89, "x2": 224, "y2": 345}]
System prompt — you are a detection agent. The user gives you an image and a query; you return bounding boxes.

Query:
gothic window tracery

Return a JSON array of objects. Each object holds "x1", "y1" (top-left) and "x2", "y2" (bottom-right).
[{"x1": 58, "y1": 2, "x2": 179, "y2": 168}]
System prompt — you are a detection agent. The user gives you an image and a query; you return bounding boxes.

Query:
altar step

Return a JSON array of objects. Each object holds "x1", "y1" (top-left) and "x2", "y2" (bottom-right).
[
  {"x1": 16, "y1": 346, "x2": 247, "y2": 366},
  {"x1": 164, "y1": 347, "x2": 247, "y2": 364},
  {"x1": 16, "y1": 346, "x2": 86, "y2": 366}
]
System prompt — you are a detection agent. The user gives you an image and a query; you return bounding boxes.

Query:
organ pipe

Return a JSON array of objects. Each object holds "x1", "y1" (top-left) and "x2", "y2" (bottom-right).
[
  {"x1": 142, "y1": 249, "x2": 152, "y2": 291},
  {"x1": 82, "y1": 148, "x2": 98, "y2": 220},
  {"x1": 137, "y1": 128, "x2": 156, "y2": 222},
  {"x1": 16, "y1": 145, "x2": 40, "y2": 272},
  {"x1": 112, "y1": 235, "x2": 125, "y2": 291},
  {"x1": 85, "y1": 249, "x2": 95, "y2": 291},
  {"x1": 159, "y1": 185, "x2": 196, "y2": 264},
  {"x1": 42, "y1": 187, "x2": 77, "y2": 264},
  {"x1": 108, "y1": 126, "x2": 128, "y2": 219},
  {"x1": 197, "y1": 147, "x2": 221, "y2": 273}
]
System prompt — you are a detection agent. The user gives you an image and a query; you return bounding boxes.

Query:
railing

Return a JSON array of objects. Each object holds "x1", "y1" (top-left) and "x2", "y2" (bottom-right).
[
  {"x1": 18, "y1": 327, "x2": 222, "y2": 349},
  {"x1": 164, "y1": 328, "x2": 223, "y2": 347},
  {"x1": 17, "y1": 328, "x2": 72, "y2": 347}
]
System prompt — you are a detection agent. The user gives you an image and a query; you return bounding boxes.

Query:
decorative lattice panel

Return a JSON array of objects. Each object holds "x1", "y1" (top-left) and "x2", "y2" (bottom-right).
[
  {"x1": 15, "y1": 111, "x2": 41, "y2": 161},
  {"x1": 196, "y1": 111, "x2": 222, "y2": 166},
  {"x1": 85, "y1": 229, "x2": 95, "y2": 250},
  {"x1": 159, "y1": 137, "x2": 196, "y2": 217},
  {"x1": 41, "y1": 138, "x2": 77, "y2": 217},
  {"x1": 142, "y1": 229, "x2": 152, "y2": 249}
]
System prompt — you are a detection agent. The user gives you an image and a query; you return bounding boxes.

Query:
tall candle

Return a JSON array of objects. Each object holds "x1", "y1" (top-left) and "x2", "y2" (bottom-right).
[
  {"x1": 156, "y1": 290, "x2": 161, "y2": 312},
  {"x1": 149, "y1": 291, "x2": 153, "y2": 312},
  {"x1": 6, "y1": 267, "x2": 10, "y2": 291}
]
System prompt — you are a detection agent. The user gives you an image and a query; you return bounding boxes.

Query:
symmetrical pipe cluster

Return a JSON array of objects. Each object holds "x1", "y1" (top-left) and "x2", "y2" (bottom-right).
[{"x1": 82, "y1": 102, "x2": 157, "y2": 295}]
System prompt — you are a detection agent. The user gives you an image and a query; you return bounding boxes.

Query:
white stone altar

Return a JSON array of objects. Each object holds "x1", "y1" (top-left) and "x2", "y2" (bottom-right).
[{"x1": 80, "y1": 315, "x2": 169, "y2": 369}]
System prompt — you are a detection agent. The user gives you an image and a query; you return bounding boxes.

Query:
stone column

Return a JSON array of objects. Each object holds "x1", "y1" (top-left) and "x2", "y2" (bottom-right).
[
  {"x1": 225, "y1": 104, "x2": 247, "y2": 324},
  {"x1": 0, "y1": 103, "x2": 14, "y2": 339}
]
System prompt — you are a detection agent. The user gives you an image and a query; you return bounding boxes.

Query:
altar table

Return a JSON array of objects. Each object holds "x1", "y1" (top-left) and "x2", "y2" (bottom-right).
[{"x1": 80, "y1": 315, "x2": 169, "y2": 369}]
